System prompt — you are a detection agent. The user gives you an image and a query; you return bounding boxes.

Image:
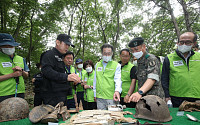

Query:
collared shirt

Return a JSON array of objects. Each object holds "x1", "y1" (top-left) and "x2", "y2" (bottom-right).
[{"x1": 93, "y1": 60, "x2": 122, "y2": 97}]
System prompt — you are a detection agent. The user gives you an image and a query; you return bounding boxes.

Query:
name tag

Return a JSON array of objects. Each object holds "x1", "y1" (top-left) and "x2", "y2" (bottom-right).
[
  {"x1": 97, "y1": 67, "x2": 102, "y2": 71},
  {"x1": 173, "y1": 60, "x2": 184, "y2": 67},
  {"x1": 2, "y1": 62, "x2": 12, "y2": 67}
]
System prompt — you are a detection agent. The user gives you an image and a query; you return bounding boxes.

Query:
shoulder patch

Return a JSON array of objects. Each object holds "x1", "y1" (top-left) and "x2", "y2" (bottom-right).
[{"x1": 149, "y1": 60, "x2": 156, "y2": 67}]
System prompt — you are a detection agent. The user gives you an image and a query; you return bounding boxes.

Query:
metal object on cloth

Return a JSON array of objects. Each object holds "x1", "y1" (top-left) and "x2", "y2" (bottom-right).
[
  {"x1": 134, "y1": 95, "x2": 172, "y2": 122},
  {"x1": 108, "y1": 104, "x2": 123, "y2": 111},
  {"x1": 0, "y1": 97, "x2": 29, "y2": 122},
  {"x1": 186, "y1": 114, "x2": 200, "y2": 122}
]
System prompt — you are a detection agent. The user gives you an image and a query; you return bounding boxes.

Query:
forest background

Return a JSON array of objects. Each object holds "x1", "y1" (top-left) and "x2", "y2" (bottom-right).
[{"x1": 0, "y1": 0, "x2": 200, "y2": 106}]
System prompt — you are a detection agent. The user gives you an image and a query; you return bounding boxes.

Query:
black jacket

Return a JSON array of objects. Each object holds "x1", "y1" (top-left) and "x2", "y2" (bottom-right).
[
  {"x1": 33, "y1": 72, "x2": 43, "y2": 93},
  {"x1": 41, "y1": 47, "x2": 71, "y2": 96}
]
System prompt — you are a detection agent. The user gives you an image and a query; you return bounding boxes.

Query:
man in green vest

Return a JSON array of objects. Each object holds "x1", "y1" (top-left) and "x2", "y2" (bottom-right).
[
  {"x1": 75, "y1": 58, "x2": 87, "y2": 108},
  {"x1": 0, "y1": 33, "x2": 29, "y2": 102},
  {"x1": 161, "y1": 32, "x2": 200, "y2": 107},
  {"x1": 128, "y1": 37, "x2": 164, "y2": 103},
  {"x1": 119, "y1": 49, "x2": 138, "y2": 108},
  {"x1": 63, "y1": 51, "x2": 77, "y2": 109},
  {"x1": 93, "y1": 43, "x2": 122, "y2": 110}
]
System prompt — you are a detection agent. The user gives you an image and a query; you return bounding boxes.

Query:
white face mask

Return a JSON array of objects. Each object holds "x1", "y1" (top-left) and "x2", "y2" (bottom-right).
[
  {"x1": 102, "y1": 56, "x2": 112, "y2": 62},
  {"x1": 1, "y1": 48, "x2": 15, "y2": 55},
  {"x1": 77, "y1": 64, "x2": 83, "y2": 69},
  {"x1": 178, "y1": 45, "x2": 192, "y2": 53},
  {"x1": 132, "y1": 51, "x2": 143, "y2": 59},
  {"x1": 132, "y1": 60, "x2": 137, "y2": 66},
  {"x1": 86, "y1": 67, "x2": 92, "y2": 73}
]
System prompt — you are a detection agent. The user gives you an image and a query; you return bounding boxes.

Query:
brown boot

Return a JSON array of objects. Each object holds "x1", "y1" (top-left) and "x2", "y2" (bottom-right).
[
  {"x1": 40, "y1": 102, "x2": 64, "y2": 123},
  {"x1": 40, "y1": 110, "x2": 59, "y2": 123},
  {"x1": 179, "y1": 101, "x2": 200, "y2": 112},
  {"x1": 59, "y1": 106, "x2": 71, "y2": 121}
]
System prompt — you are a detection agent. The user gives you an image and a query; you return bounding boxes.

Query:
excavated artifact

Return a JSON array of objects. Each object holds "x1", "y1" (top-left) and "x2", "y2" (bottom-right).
[
  {"x1": 134, "y1": 95, "x2": 172, "y2": 122},
  {"x1": 29, "y1": 104, "x2": 54, "y2": 123},
  {"x1": 0, "y1": 97, "x2": 29, "y2": 122},
  {"x1": 179, "y1": 100, "x2": 200, "y2": 112}
]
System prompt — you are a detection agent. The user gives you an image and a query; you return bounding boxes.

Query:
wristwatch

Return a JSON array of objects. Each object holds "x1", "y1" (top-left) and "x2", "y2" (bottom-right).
[{"x1": 138, "y1": 90, "x2": 144, "y2": 95}]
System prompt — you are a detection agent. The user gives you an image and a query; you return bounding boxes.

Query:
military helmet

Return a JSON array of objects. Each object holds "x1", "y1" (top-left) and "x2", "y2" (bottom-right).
[
  {"x1": 134, "y1": 95, "x2": 172, "y2": 122},
  {"x1": 29, "y1": 104, "x2": 54, "y2": 123},
  {"x1": 0, "y1": 97, "x2": 29, "y2": 122}
]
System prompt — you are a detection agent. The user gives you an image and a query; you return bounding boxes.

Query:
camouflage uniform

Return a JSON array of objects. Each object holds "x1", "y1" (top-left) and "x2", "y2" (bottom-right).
[{"x1": 136, "y1": 52, "x2": 164, "y2": 98}]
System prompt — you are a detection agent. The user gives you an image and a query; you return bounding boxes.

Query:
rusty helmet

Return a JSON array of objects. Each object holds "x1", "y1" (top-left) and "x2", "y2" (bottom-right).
[
  {"x1": 0, "y1": 97, "x2": 29, "y2": 122},
  {"x1": 29, "y1": 104, "x2": 54, "y2": 123},
  {"x1": 134, "y1": 95, "x2": 172, "y2": 122}
]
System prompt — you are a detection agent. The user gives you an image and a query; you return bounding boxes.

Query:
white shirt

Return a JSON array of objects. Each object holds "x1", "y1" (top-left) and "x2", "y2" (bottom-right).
[{"x1": 93, "y1": 61, "x2": 122, "y2": 97}]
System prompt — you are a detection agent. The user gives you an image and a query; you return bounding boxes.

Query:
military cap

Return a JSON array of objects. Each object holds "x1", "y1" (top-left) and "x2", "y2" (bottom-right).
[{"x1": 128, "y1": 37, "x2": 144, "y2": 47}]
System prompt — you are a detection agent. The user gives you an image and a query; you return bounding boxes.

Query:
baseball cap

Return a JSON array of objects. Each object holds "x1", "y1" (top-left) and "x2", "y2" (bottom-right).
[
  {"x1": 75, "y1": 58, "x2": 83, "y2": 64},
  {"x1": 57, "y1": 34, "x2": 75, "y2": 47},
  {"x1": 128, "y1": 37, "x2": 144, "y2": 47},
  {"x1": 0, "y1": 33, "x2": 20, "y2": 46}
]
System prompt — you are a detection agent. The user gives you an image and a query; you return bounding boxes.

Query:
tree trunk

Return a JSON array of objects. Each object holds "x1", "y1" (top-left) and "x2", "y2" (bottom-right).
[
  {"x1": 13, "y1": 1, "x2": 27, "y2": 40},
  {"x1": 94, "y1": 0, "x2": 107, "y2": 43},
  {"x1": 151, "y1": 0, "x2": 180, "y2": 38},
  {"x1": 179, "y1": 0, "x2": 193, "y2": 31},
  {"x1": 74, "y1": 10, "x2": 83, "y2": 58},
  {"x1": 166, "y1": 0, "x2": 180, "y2": 38}
]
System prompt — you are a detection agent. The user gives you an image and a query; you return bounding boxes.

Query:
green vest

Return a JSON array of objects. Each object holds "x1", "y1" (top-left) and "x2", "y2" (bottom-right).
[
  {"x1": 83, "y1": 71, "x2": 95, "y2": 102},
  {"x1": 121, "y1": 62, "x2": 138, "y2": 97},
  {"x1": 75, "y1": 69, "x2": 87, "y2": 92},
  {"x1": 96, "y1": 60, "x2": 118, "y2": 99},
  {"x1": 66, "y1": 66, "x2": 76, "y2": 99},
  {"x1": 168, "y1": 52, "x2": 200, "y2": 98},
  {"x1": 0, "y1": 52, "x2": 25, "y2": 96}
]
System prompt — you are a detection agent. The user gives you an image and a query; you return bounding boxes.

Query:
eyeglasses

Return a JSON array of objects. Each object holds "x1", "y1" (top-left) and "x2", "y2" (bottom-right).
[
  {"x1": 179, "y1": 40, "x2": 193, "y2": 46},
  {"x1": 102, "y1": 52, "x2": 112, "y2": 56}
]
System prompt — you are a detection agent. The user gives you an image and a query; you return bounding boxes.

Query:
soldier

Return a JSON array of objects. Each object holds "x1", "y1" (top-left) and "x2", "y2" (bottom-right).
[{"x1": 128, "y1": 37, "x2": 164, "y2": 103}]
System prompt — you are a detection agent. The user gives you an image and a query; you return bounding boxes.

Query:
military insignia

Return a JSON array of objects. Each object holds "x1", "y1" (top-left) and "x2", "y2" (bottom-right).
[
  {"x1": 133, "y1": 41, "x2": 138, "y2": 47},
  {"x1": 149, "y1": 61, "x2": 156, "y2": 67}
]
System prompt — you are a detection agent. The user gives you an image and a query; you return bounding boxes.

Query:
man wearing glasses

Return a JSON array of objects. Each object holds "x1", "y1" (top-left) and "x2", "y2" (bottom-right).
[
  {"x1": 161, "y1": 32, "x2": 200, "y2": 107},
  {"x1": 128, "y1": 37, "x2": 164, "y2": 103},
  {"x1": 93, "y1": 43, "x2": 122, "y2": 110}
]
